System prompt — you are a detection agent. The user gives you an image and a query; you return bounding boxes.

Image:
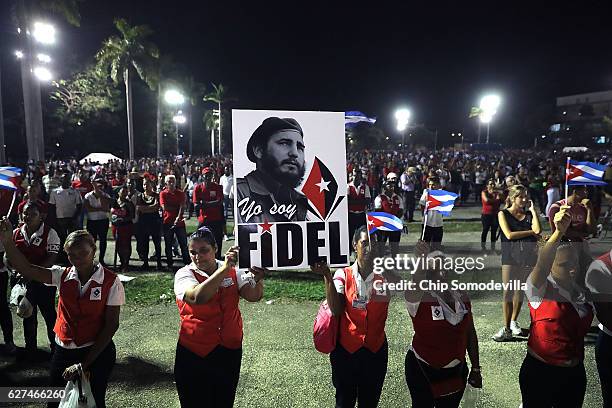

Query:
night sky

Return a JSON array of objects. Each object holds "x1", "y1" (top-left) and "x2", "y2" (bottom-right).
[{"x1": 1, "y1": 1, "x2": 611, "y2": 148}]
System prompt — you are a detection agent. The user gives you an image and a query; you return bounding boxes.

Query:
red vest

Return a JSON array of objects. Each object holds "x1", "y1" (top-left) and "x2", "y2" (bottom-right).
[
  {"x1": 410, "y1": 293, "x2": 471, "y2": 368},
  {"x1": 378, "y1": 194, "x2": 402, "y2": 217},
  {"x1": 193, "y1": 183, "x2": 224, "y2": 223},
  {"x1": 348, "y1": 185, "x2": 368, "y2": 213},
  {"x1": 338, "y1": 267, "x2": 389, "y2": 353},
  {"x1": 54, "y1": 266, "x2": 118, "y2": 346},
  {"x1": 176, "y1": 268, "x2": 243, "y2": 357},
  {"x1": 528, "y1": 282, "x2": 594, "y2": 365},
  {"x1": 13, "y1": 224, "x2": 53, "y2": 265}
]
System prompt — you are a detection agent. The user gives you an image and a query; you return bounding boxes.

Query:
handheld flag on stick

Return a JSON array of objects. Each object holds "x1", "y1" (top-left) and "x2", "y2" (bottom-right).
[
  {"x1": 0, "y1": 166, "x2": 22, "y2": 217},
  {"x1": 421, "y1": 189, "x2": 458, "y2": 240},
  {"x1": 565, "y1": 157, "x2": 607, "y2": 200},
  {"x1": 366, "y1": 212, "x2": 403, "y2": 234}
]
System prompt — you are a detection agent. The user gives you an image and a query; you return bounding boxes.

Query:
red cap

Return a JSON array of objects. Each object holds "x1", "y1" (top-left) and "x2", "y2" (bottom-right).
[{"x1": 202, "y1": 167, "x2": 212, "y2": 175}]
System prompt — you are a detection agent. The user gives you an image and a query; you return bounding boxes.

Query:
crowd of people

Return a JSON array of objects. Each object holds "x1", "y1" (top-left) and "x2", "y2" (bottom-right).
[{"x1": 0, "y1": 146, "x2": 610, "y2": 407}]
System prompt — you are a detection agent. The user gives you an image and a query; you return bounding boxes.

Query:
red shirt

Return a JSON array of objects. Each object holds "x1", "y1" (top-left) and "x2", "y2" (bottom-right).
[
  {"x1": 159, "y1": 188, "x2": 186, "y2": 226},
  {"x1": 71, "y1": 180, "x2": 93, "y2": 198},
  {"x1": 481, "y1": 191, "x2": 502, "y2": 215},
  {"x1": 192, "y1": 182, "x2": 224, "y2": 223},
  {"x1": 548, "y1": 199, "x2": 589, "y2": 239}
]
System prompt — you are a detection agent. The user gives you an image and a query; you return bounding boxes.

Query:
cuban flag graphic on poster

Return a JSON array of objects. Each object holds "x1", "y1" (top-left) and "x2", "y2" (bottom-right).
[
  {"x1": 301, "y1": 157, "x2": 344, "y2": 221},
  {"x1": 566, "y1": 160, "x2": 607, "y2": 186},
  {"x1": 366, "y1": 212, "x2": 403, "y2": 234},
  {"x1": 426, "y1": 189, "x2": 459, "y2": 216},
  {"x1": 0, "y1": 167, "x2": 22, "y2": 191}
]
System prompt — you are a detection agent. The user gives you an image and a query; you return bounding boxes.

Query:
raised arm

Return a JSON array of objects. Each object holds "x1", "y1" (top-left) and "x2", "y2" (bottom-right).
[
  {"x1": 0, "y1": 218, "x2": 53, "y2": 284},
  {"x1": 528, "y1": 200, "x2": 542, "y2": 235},
  {"x1": 311, "y1": 262, "x2": 345, "y2": 317},
  {"x1": 182, "y1": 246, "x2": 238, "y2": 305},
  {"x1": 239, "y1": 266, "x2": 266, "y2": 302},
  {"x1": 527, "y1": 205, "x2": 571, "y2": 289},
  {"x1": 404, "y1": 240, "x2": 430, "y2": 303}
]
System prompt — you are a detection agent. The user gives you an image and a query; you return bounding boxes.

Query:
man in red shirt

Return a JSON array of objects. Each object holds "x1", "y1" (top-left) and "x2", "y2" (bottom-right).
[
  {"x1": 548, "y1": 185, "x2": 595, "y2": 241},
  {"x1": 192, "y1": 168, "x2": 224, "y2": 259},
  {"x1": 160, "y1": 175, "x2": 190, "y2": 268},
  {"x1": 17, "y1": 181, "x2": 49, "y2": 223}
]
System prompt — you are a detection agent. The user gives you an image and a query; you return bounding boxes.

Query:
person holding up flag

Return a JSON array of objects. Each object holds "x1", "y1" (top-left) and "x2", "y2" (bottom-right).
[
  {"x1": 374, "y1": 173, "x2": 403, "y2": 257},
  {"x1": 404, "y1": 240, "x2": 482, "y2": 407},
  {"x1": 419, "y1": 177, "x2": 459, "y2": 251},
  {"x1": 519, "y1": 205, "x2": 593, "y2": 408}
]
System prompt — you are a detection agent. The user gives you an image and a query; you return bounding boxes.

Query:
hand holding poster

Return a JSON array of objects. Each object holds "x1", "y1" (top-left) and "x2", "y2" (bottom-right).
[{"x1": 232, "y1": 110, "x2": 349, "y2": 270}]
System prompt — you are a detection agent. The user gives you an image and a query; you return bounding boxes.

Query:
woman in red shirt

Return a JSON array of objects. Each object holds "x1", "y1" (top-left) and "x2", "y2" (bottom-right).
[
  {"x1": 173, "y1": 227, "x2": 266, "y2": 408},
  {"x1": 520, "y1": 206, "x2": 592, "y2": 407},
  {"x1": 480, "y1": 179, "x2": 503, "y2": 252}
]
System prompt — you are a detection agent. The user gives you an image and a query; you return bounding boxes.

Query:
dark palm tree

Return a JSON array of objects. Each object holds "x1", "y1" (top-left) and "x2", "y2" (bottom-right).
[
  {"x1": 95, "y1": 18, "x2": 159, "y2": 159},
  {"x1": 203, "y1": 83, "x2": 232, "y2": 154}
]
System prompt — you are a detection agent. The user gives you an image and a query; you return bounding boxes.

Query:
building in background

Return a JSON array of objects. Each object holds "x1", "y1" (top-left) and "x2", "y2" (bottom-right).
[{"x1": 551, "y1": 90, "x2": 612, "y2": 146}]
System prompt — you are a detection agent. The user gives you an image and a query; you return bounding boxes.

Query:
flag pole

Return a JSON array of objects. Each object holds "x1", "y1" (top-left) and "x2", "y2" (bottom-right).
[
  {"x1": 6, "y1": 190, "x2": 16, "y2": 218},
  {"x1": 365, "y1": 212, "x2": 372, "y2": 247},
  {"x1": 421, "y1": 191, "x2": 429, "y2": 241},
  {"x1": 564, "y1": 156, "x2": 571, "y2": 202}
]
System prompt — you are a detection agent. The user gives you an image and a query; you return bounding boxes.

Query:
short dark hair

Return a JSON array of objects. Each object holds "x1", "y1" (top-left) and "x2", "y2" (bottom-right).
[
  {"x1": 189, "y1": 226, "x2": 217, "y2": 248},
  {"x1": 352, "y1": 225, "x2": 368, "y2": 245}
]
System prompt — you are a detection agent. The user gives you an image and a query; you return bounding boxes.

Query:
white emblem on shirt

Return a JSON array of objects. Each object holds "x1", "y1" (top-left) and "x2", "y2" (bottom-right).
[
  {"x1": 32, "y1": 237, "x2": 43, "y2": 246},
  {"x1": 90, "y1": 287, "x2": 102, "y2": 301},
  {"x1": 431, "y1": 305, "x2": 444, "y2": 321},
  {"x1": 221, "y1": 277, "x2": 234, "y2": 288}
]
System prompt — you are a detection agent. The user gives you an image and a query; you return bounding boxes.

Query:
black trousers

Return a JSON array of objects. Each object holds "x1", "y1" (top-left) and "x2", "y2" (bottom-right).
[
  {"x1": 55, "y1": 218, "x2": 77, "y2": 264},
  {"x1": 348, "y1": 212, "x2": 366, "y2": 244},
  {"x1": 200, "y1": 220, "x2": 224, "y2": 260},
  {"x1": 136, "y1": 217, "x2": 162, "y2": 265},
  {"x1": 597, "y1": 330, "x2": 612, "y2": 408},
  {"x1": 519, "y1": 353, "x2": 586, "y2": 408},
  {"x1": 404, "y1": 349, "x2": 467, "y2": 408},
  {"x1": 174, "y1": 343, "x2": 242, "y2": 408},
  {"x1": 480, "y1": 214, "x2": 498, "y2": 248},
  {"x1": 48, "y1": 341, "x2": 116, "y2": 408},
  {"x1": 0, "y1": 271, "x2": 13, "y2": 344},
  {"x1": 86, "y1": 218, "x2": 109, "y2": 264},
  {"x1": 24, "y1": 281, "x2": 56, "y2": 350},
  {"x1": 162, "y1": 224, "x2": 190, "y2": 267},
  {"x1": 403, "y1": 190, "x2": 416, "y2": 221},
  {"x1": 330, "y1": 340, "x2": 388, "y2": 408},
  {"x1": 422, "y1": 226, "x2": 443, "y2": 250}
]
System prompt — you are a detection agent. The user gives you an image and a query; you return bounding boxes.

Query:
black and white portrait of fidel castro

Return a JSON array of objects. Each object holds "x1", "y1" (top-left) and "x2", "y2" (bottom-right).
[{"x1": 235, "y1": 117, "x2": 309, "y2": 223}]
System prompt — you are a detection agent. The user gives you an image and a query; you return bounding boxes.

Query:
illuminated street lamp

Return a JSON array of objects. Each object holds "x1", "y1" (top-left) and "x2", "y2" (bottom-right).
[
  {"x1": 479, "y1": 94, "x2": 500, "y2": 143},
  {"x1": 395, "y1": 108, "x2": 411, "y2": 147},
  {"x1": 33, "y1": 66, "x2": 52, "y2": 81},
  {"x1": 32, "y1": 22, "x2": 56, "y2": 44},
  {"x1": 164, "y1": 89, "x2": 185, "y2": 105},
  {"x1": 173, "y1": 110, "x2": 186, "y2": 155}
]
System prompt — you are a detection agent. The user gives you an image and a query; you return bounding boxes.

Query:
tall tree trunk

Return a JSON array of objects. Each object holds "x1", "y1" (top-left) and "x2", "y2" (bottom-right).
[
  {"x1": 125, "y1": 68, "x2": 135, "y2": 160},
  {"x1": 211, "y1": 127, "x2": 215, "y2": 156},
  {"x1": 217, "y1": 102, "x2": 222, "y2": 154},
  {"x1": 188, "y1": 106, "x2": 193, "y2": 156},
  {"x1": 0, "y1": 58, "x2": 6, "y2": 164},
  {"x1": 156, "y1": 82, "x2": 162, "y2": 157}
]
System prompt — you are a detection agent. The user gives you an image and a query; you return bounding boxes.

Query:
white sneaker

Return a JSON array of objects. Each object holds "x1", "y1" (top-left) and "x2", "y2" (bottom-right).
[
  {"x1": 492, "y1": 327, "x2": 513, "y2": 342},
  {"x1": 510, "y1": 321, "x2": 522, "y2": 336}
]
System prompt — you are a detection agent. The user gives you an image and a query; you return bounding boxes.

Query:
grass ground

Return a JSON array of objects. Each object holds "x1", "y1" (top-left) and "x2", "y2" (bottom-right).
[{"x1": 1, "y1": 205, "x2": 609, "y2": 407}]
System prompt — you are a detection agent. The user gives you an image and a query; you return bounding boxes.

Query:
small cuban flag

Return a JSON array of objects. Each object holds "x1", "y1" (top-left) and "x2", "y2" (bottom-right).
[
  {"x1": 566, "y1": 160, "x2": 607, "y2": 186},
  {"x1": 0, "y1": 167, "x2": 22, "y2": 191},
  {"x1": 366, "y1": 212, "x2": 403, "y2": 234},
  {"x1": 426, "y1": 189, "x2": 459, "y2": 216},
  {"x1": 345, "y1": 111, "x2": 377, "y2": 129}
]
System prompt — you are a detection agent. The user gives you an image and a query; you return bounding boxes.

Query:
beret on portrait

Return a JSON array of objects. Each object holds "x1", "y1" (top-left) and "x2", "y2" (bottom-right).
[{"x1": 246, "y1": 117, "x2": 304, "y2": 163}]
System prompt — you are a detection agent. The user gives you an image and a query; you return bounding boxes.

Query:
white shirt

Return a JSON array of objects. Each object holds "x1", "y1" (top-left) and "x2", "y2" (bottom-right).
[
  {"x1": 49, "y1": 187, "x2": 82, "y2": 219},
  {"x1": 586, "y1": 251, "x2": 612, "y2": 335},
  {"x1": 220, "y1": 174, "x2": 234, "y2": 197},
  {"x1": 84, "y1": 191, "x2": 109, "y2": 221},
  {"x1": 48, "y1": 263, "x2": 125, "y2": 348},
  {"x1": 19, "y1": 223, "x2": 60, "y2": 254},
  {"x1": 174, "y1": 261, "x2": 251, "y2": 301},
  {"x1": 333, "y1": 262, "x2": 383, "y2": 302},
  {"x1": 419, "y1": 190, "x2": 443, "y2": 227}
]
